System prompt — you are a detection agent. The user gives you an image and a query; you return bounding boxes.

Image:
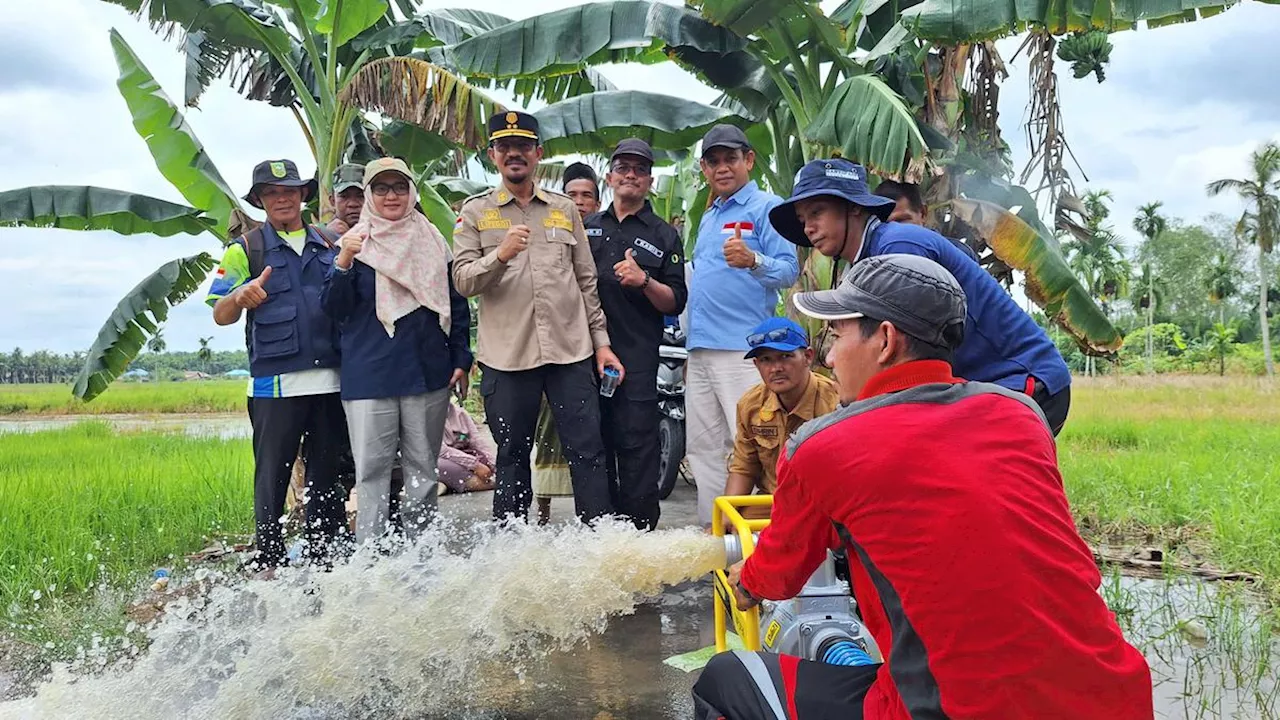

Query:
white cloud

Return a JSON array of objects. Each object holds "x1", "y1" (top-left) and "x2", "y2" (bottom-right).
[{"x1": 3, "y1": 0, "x2": 1279, "y2": 353}]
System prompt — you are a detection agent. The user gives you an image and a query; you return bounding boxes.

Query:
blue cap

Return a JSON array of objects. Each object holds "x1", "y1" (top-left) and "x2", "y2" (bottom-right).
[
  {"x1": 767, "y1": 159, "x2": 896, "y2": 247},
  {"x1": 744, "y1": 317, "x2": 810, "y2": 359}
]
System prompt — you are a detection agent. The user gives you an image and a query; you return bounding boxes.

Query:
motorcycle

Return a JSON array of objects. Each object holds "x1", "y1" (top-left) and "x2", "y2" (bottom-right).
[{"x1": 656, "y1": 322, "x2": 688, "y2": 500}]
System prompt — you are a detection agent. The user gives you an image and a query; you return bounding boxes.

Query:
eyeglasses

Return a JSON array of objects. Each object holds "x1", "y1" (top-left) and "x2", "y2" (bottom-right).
[
  {"x1": 371, "y1": 182, "x2": 411, "y2": 197},
  {"x1": 493, "y1": 139, "x2": 537, "y2": 155},
  {"x1": 610, "y1": 162, "x2": 652, "y2": 177},
  {"x1": 747, "y1": 327, "x2": 808, "y2": 348}
]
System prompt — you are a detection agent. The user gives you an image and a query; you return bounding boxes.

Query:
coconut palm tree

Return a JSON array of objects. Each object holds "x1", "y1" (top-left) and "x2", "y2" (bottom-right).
[
  {"x1": 1132, "y1": 201, "x2": 1167, "y2": 373},
  {"x1": 197, "y1": 336, "x2": 214, "y2": 375},
  {"x1": 1207, "y1": 141, "x2": 1280, "y2": 378},
  {"x1": 146, "y1": 330, "x2": 167, "y2": 355}
]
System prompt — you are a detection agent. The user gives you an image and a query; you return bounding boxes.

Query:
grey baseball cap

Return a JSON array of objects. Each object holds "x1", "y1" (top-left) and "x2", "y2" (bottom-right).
[
  {"x1": 611, "y1": 138, "x2": 655, "y2": 164},
  {"x1": 333, "y1": 163, "x2": 365, "y2": 193},
  {"x1": 793, "y1": 254, "x2": 968, "y2": 349},
  {"x1": 700, "y1": 124, "x2": 751, "y2": 156}
]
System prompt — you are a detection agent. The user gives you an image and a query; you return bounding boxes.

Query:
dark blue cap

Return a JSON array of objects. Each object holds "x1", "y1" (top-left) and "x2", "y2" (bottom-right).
[
  {"x1": 768, "y1": 159, "x2": 896, "y2": 247},
  {"x1": 744, "y1": 317, "x2": 810, "y2": 359}
]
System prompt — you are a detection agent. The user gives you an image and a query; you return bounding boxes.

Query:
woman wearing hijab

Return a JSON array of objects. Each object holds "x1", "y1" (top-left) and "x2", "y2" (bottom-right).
[{"x1": 321, "y1": 157, "x2": 472, "y2": 544}]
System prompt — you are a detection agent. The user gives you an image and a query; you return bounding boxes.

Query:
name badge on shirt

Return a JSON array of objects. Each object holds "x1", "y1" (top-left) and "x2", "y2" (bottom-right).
[
  {"x1": 751, "y1": 425, "x2": 778, "y2": 438},
  {"x1": 544, "y1": 209, "x2": 574, "y2": 231},
  {"x1": 478, "y1": 209, "x2": 510, "y2": 230},
  {"x1": 633, "y1": 238, "x2": 663, "y2": 259},
  {"x1": 586, "y1": 227, "x2": 603, "y2": 237}
]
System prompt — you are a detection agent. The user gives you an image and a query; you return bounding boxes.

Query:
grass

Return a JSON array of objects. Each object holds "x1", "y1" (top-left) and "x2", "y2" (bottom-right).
[
  {"x1": 1061, "y1": 377, "x2": 1280, "y2": 600},
  {"x1": 0, "y1": 422, "x2": 252, "y2": 617},
  {"x1": 0, "y1": 381, "x2": 247, "y2": 416}
]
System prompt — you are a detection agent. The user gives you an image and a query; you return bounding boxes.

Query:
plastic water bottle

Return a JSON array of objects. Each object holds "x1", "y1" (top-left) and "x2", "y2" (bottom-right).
[
  {"x1": 599, "y1": 366, "x2": 621, "y2": 398},
  {"x1": 822, "y1": 640, "x2": 877, "y2": 667}
]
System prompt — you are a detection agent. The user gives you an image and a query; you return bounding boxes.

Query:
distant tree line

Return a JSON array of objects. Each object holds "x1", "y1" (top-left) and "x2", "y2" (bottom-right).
[{"x1": 0, "y1": 345, "x2": 248, "y2": 385}]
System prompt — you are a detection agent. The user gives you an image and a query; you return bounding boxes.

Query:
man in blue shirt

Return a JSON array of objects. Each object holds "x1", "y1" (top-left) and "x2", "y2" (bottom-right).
[
  {"x1": 767, "y1": 159, "x2": 1072, "y2": 433},
  {"x1": 687, "y1": 125, "x2": 800, "y2": 525}
]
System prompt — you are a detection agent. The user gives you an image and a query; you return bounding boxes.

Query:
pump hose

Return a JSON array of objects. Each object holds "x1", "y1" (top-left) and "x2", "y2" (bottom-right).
[{"x1": 821, "y1": 640, "x2": 876, "y2": 667}]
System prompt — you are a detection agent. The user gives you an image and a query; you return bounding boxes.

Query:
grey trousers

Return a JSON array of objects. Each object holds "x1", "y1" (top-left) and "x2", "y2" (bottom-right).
[{"x1": 344, "y1": 388, "x2": 450, "y2": 544}]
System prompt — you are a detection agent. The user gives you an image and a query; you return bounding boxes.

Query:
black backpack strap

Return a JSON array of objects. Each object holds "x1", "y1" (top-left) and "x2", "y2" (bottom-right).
[{"x1": 242, "y1": 227, "x2": 266, "y2": 280}]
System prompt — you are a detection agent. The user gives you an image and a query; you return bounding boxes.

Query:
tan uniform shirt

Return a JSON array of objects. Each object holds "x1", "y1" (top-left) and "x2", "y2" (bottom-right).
[
  {"x1": 729, "y1": 372, "x2": 840, "y2": 493},
  {"x1": 452, "y1": 186, "x2": 611, "y2": 371}
]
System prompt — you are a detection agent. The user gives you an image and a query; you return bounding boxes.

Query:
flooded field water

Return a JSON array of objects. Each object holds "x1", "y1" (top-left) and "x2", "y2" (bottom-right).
[{"x1": 0, "y1": 417, "x2": 1276, "y2": 718}]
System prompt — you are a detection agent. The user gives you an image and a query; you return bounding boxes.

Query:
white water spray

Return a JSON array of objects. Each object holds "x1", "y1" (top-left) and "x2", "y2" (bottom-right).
[{"x1": 1, "y1": 520, "x2": 724, "y2": 719}]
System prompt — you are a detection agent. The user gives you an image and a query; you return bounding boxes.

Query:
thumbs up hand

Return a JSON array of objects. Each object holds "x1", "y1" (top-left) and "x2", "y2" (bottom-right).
[
  {"x1": 722, "y1": 222, "x2": 756, "y2": 269},
  {"x1": 235, "y1": 265, "x2": 272, "y2": 310},
  {"x1": 613, "y1": 248, "x2": 648, "y2": 288}
]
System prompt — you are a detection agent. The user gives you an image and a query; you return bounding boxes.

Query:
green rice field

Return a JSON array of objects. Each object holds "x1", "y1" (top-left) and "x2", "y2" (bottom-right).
[{"x1": 0, "y1": 380, "x2": 247, "y2": 416}]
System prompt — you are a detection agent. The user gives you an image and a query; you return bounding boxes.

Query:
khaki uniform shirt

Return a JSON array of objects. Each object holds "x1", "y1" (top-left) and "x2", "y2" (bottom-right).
[
  {"x1": 729, "y1": 372, "x2": 840, "y2": 493},
  {"x1": 452, "y1": 186, "x2": 611, "y2": 371}
]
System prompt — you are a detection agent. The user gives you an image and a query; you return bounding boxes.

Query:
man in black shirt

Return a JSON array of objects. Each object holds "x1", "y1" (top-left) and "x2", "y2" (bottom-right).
[{"x1": 586, "y1": 138, "x2": 688, "y2": 530}]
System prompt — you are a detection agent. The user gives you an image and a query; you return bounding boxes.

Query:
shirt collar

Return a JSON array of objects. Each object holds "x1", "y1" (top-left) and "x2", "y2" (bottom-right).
[
  {"x1": 713, "y1": 180, "x2": 758, "y2": 209},
  {"x1": 761, "y1": 371, "x2": 826, "y2": 422},
  {"x1": 606, "y1": 200, "x2": 659, "y2": 227},
  {"x1": 262, "y1": 222, "x2": 324, "y2": 249},
  {"x1": 853, "y1": 215, "x2": 882, "y2": 263},
  {"x1": 856, "y1": 359, "x2": 960, "y2": 401}
]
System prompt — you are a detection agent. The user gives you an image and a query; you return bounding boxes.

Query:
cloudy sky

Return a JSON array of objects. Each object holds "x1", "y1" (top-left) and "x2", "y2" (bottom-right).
[{"x1": 3, "y1": 0, "x2": 1279, "y2": 352}]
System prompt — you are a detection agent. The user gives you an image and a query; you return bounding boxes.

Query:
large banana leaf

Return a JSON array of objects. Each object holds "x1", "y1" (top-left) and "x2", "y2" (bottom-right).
[
  {"x1": 378, "y1": 121, "x2": 457, "y2": 168},
  {"x1": 689, "y1": 0, "x2": 808, "y2": 36},
  {"x1": 353, "y1": 8, "x2": 514, "y2": 50},
  {"x1": 415, "y1": 180, "x2": 457, "y2": 245},
  {"x1": 427, "y1": 176, "x2": 489, "y2": 205},
  {"x1": 535, "y1": 90, "x2": 748, "y2": 158},
  {"x1": 315, "y1": 0, "x2": 388, "y2": 48},
  {"x1": 340, "y1": 57, "x2": 504, "y2": 149},
  {"x1": 110, "y1": 29, "x2": 241, "y2": 240},
  {"x1": 73, "y1": 253, "x2": 218, "y2": 400},
  {"x1": 441, "y1": 0, "x2": 770, "y2": 113},
  {"x1": 902, "y1": 0, "x2": 1272, "y2": 42},
  {"x1": 950, "y1": 198, "x2": 1121, "y2": 354},
  {"x1": 445, "y1": 1, "x2": 748, "y2": 77},
  {"x1": 805, "y1": 74, "x2": 929, "y2": 182},
  {"x1": 0, "y1": 186, "x2": 216, "y2": 238}
]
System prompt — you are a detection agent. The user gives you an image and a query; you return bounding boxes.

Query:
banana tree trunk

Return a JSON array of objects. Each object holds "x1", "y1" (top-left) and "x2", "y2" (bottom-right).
[{"x1": 1260, "y1": 248, "x2": 1275, "y2": 377}]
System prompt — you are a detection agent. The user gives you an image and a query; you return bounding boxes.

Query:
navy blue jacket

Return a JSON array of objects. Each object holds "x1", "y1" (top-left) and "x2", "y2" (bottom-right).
[
  {"x1": 321, "y1": 259, "x2": 473, "y2": 401},
  {"x1": 247, "y1": 224, "x2": 341, "y2": 378},
  {"x1": 863, "y1": 221, "x2": 1071, "y2": 395}
]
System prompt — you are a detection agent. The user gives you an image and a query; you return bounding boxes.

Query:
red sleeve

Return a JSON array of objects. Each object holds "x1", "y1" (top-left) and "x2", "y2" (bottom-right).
[{"x1": 739, "y1": 449, "x2": 838, "y2": 601}]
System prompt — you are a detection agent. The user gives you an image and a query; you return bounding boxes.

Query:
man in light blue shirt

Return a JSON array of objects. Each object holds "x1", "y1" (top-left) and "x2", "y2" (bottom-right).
[{"x1": 686, "y1": 124, "x2": 800, "y2": 525}]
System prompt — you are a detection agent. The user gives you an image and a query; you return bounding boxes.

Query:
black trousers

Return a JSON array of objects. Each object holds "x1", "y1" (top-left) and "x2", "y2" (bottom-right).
[
  {"x1": 248, "y1": 393, "x2": 348, "y2": 568},
  {"x1": 601, "y1": 370, "x2": 661, "y2": 531},
  {"x1": 692, "y1": 650, "x2": 879, "y2": 720},
  {"x1": 480, "y1": 359, "x2": 613, "y2": 522},
  {"x1": 1029, "y1": 378, "x2": 1071, "y2": 436}
]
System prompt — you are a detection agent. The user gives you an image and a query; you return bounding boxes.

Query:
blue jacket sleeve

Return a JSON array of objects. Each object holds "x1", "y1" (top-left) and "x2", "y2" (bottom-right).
[
  {"x1": 321, "y1": 262, "x2": 360, "y2": 322},
  {"x1": 446, "y1": 262, "x2": 474, "y2": 372},
  {"x1": 749, "y1": 197, "x2": 800, "y2": 290}
]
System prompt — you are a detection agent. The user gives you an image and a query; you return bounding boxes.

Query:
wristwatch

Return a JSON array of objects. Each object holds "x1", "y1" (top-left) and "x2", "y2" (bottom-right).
[{"x1": 750, "y1": 251, "x2": 763, "y2": 270}]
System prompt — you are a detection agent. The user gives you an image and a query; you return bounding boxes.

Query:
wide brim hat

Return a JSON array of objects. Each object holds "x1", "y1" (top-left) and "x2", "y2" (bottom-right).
[
  {"x1": 768, "y1": 159, "x2": 896, "y2": 247},
  {"x1": 244, "y1": 159, "x2": 318, "y2": 209}
]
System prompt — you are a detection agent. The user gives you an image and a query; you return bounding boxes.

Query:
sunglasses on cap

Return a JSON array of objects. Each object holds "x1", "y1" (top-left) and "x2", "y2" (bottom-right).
[{"x1": 747, "y1": 326, "x2": 808, "y2": 348}]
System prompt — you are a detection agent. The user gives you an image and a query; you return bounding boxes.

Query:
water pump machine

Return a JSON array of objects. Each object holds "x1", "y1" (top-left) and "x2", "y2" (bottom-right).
[{"x1": 711, "y1": 495, "x2": 881, "y2": 667}]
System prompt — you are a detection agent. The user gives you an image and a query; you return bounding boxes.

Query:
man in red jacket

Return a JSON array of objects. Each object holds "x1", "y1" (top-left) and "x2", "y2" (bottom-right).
[{"x1": 692, "y1": 254, "x2": 1152, "y2": 720}]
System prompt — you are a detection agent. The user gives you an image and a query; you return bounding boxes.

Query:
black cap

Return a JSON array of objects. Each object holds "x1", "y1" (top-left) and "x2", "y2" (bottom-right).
[
  {"x1": 610, "y1": 138, "x2": 655, "y2": 164},
  {"x1": 700, "y1": 124, "x2": 751, "y2": 157},
  {"x1": 244, "y1": 159, "x2": 318, "y2": 209},
  {"x1": 793, "y1": 254, "x2": 967, "y2": 349},
  {"x1": 488, "y1": 110, "x2": 539, "y2": 143}
]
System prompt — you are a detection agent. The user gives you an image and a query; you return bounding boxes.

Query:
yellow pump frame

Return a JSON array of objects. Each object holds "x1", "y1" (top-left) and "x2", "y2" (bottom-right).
[{"x1": 711, "y1": 494, "x2": 773, "y2": 652}]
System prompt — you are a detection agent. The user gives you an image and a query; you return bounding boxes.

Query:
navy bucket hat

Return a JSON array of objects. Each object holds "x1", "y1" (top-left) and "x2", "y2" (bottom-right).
[{"x1": 768, "y1": 159, "x2": 897, "y2": 247}]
